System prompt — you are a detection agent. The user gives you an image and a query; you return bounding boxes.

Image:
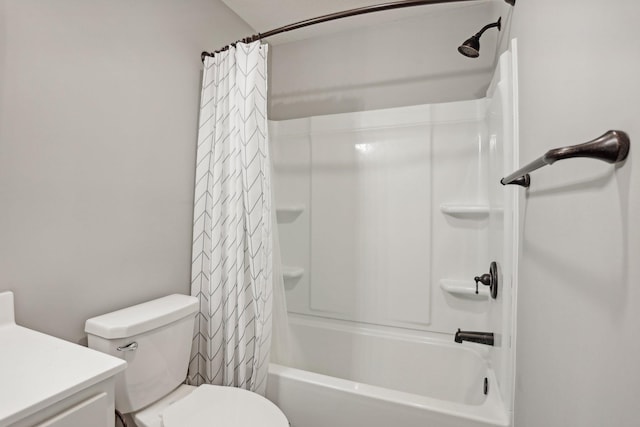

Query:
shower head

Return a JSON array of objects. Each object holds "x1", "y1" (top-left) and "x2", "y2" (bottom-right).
[
  {"x1": 458, "y1": 35, "x2": 481, "y2": 58},
  {"x1": 458, "y1": 17, "x2": 501, "y2": 58}
]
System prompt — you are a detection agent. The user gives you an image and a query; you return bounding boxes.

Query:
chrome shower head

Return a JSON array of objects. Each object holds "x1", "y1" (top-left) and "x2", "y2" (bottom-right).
[{"x1": 458, "y1": 17, "x2": 501, "y2": 59}]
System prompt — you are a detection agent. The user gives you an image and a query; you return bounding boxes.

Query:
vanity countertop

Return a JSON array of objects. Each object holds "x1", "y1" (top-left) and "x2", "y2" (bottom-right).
[{"x1": 0, "y1": 291, "x2": 126, "y2": 427}]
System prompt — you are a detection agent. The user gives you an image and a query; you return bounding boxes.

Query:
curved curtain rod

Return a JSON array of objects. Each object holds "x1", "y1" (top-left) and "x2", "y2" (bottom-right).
[{"x1": 201, "y1": 0, "x2": 516, "y2": 61}]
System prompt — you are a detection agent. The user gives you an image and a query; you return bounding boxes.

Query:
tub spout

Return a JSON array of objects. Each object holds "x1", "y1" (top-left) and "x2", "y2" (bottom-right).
[{"x1": 454, "y1": 329, "x2": 494, "y2": 346}]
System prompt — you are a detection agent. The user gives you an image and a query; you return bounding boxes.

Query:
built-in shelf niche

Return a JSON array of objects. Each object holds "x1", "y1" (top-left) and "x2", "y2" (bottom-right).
[
  {"x1": 439, "y1": 279, "x2": 489, "y2": 299},
  {"x1": 439, "y1": 203, "x2": 491, "y2": 218},
  {"x1": 282, "y1": 266, "x2": 304, "y2": 280},
  {"x1": 276, "y1": 204, "x2": 305, "y2": 223}
]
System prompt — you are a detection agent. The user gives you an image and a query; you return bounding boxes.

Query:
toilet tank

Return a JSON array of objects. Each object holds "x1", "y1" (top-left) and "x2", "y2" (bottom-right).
[{"x1": 85, "y1": 294, "x2": 199, "y2": 413}]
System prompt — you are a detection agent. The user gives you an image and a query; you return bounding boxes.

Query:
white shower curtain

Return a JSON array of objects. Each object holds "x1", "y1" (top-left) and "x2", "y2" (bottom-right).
[{"x1": 188, "y1": 41, "x2": 275, "y2": 395}]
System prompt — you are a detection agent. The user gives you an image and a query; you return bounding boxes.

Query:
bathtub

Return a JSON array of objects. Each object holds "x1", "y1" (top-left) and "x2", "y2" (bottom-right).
[{"x1": 266, "y1": 315, "x2": 510, "y2": 427}]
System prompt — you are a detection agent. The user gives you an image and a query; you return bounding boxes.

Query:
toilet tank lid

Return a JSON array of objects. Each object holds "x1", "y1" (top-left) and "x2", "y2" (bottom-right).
[{"x1": 85, "y1": 294, "x2": 199, "y2": 339}]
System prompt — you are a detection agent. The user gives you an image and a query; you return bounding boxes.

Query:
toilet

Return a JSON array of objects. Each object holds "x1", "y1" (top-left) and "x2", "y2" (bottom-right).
[{"x1": 85, "y1": 294, "x2": 288, "y2": 427}]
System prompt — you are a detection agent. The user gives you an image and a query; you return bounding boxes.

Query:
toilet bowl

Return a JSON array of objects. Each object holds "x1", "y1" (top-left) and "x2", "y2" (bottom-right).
[
  {"x1": 85, "y1": 294, "x2": 288, "y2": 427},
  {"x1": 133, "y1": 384, "x2": 287, "y2": 427}
]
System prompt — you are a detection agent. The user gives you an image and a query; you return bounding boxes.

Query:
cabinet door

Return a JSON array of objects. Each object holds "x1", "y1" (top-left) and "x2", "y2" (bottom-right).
[{"x1": 34, "y1": 393, "x2": 108, "y2": 427}]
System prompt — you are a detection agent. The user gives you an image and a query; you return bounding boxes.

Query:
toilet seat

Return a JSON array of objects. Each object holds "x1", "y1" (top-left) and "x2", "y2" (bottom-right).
[{"x1": 136, "y1": 384, "x2": 288, "y2": 427}]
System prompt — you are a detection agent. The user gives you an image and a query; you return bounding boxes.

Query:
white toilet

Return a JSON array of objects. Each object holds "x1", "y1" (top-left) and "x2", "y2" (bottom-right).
[{"x1": 85, "y1": 294, "x2": 288, "y2": 427}]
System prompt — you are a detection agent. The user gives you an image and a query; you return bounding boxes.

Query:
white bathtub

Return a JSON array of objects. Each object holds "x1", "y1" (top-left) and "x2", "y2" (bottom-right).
[{"x1": 266, "y1": 315, "x2": 510, "y2": 427}]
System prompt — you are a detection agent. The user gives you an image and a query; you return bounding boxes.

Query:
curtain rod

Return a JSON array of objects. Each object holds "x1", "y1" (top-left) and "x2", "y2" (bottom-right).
[{"x1": 201, "y1": 0, "x2": 515, "y2": 61}]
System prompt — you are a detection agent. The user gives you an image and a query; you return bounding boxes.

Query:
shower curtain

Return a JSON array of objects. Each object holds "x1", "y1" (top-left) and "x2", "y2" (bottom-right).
[{"x1": 188, "y1": 41, "x2": 276, "y2": 395}]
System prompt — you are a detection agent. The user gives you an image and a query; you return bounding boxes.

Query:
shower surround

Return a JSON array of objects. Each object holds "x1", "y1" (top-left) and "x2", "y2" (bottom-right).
[{"x1": 267, "y1": 44, "x2": 519, "y2": 427}]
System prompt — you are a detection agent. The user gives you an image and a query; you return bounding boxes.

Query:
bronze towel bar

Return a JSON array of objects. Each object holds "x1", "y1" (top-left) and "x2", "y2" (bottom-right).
[{"x1": 501, "y1": 130, "x2": 630, "y2": 188}]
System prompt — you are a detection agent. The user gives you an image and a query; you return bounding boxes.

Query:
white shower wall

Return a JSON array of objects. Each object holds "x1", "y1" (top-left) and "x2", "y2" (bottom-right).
[
  {"x1": 270, "y1": 100, "x2": 496, "y2": 334},
  {"x1": 270, "y1": 44, "x2": 519, "y2": 422},
  {"x1": 485, "y1": 41, "x2": 519, "y2": 415}
]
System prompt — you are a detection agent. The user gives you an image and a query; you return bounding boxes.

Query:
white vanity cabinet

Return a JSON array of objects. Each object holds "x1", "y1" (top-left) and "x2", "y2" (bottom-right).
[
  {"x1": 32, "y1": 393, "x2": 109, "y2": 427},
  {"x1": 0, "y1": 291, "x2": 126, "y2": 427}
]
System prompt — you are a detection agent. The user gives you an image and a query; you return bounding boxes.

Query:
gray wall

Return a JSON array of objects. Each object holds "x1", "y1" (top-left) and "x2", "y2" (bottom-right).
[
  {"x1": 269, "y1": 1, "x2": 502, "y2": 120},
  {"x1": 0, "y1": 0, "x2": 253, "y2": 343},
  {"x1": 511, "y1": 1, "x2": 640, "y2": 426}
]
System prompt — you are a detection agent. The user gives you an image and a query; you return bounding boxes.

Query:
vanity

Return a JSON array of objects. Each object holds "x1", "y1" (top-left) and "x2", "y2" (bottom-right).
[{"x1": 0, "y1": 291, "x2": 126, "y2": 427}]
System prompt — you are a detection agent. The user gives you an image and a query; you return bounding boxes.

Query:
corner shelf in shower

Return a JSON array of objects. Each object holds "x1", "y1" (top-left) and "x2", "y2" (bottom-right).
[
  {"x1": 439, "y1": 203, "x2": 491, "y2": 218},
  {"x1": 439, "y1": 279, "x2": 489, "y2": 299},
  {"x1": 282, "y1": 266, "x2": 304, "y2": 280},
  {"x1": 276, "y1": 204, "x2": 305, "y2": 223}
]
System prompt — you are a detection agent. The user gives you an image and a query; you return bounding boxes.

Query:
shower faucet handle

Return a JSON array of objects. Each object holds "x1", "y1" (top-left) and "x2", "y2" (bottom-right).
[
  {"x1": 473, "y1": 261, "x2": 499, "y2": 299},
  {"x1": 474, "y1": 274, "x2": 492, "y2": 294}
]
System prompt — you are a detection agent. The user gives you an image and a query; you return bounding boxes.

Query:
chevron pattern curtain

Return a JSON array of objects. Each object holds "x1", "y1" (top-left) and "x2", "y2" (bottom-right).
[{"x1": 189, "y1": 41, "x2": 273, "y2": 395}]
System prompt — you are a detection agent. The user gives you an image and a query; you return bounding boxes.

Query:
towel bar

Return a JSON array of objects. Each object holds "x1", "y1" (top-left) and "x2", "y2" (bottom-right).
[{"x1": 501, "y1": 130, "x2": 630, "y2": 187}]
